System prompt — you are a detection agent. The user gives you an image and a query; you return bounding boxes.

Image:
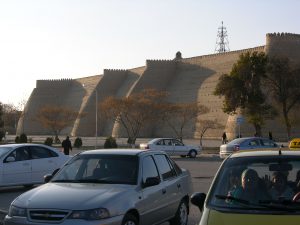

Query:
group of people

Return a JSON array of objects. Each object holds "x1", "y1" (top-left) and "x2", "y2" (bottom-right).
[{"x1": 228, "y1": 168, "x2": 298, "y2": 203}]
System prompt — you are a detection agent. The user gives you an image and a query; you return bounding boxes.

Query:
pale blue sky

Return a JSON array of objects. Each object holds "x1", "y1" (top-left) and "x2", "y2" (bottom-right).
[{"x1": 1, "y1": 0, "x2": 299, "y2": 106}]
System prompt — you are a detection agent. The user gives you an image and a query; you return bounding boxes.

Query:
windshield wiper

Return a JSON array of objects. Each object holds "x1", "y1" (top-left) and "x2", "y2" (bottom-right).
[
  {"x1": 215, "y1": 194, "x2": 251, "y2": 205},
  {"x1": 259, "y1": 200, "x2": 300, "y2": 211},
  {"x1": 52, "y1": 179, "x2": 81, "y2": 183},
  {"x1": 215, "y1": 195, "x2": 298, "y2": 212}
]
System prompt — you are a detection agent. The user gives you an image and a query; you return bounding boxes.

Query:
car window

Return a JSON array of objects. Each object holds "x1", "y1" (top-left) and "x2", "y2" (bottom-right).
[
  {"x1": 53, "y1": 154, "x2": 138, "y2": 185},
  {"x1": 165, "y1": 139, "x2": 172, "y2": 146},
  {"x1": 261, "y1": 139, "x2": 277, "y2": 147},
  {"x1": 142, "y1": 156, "x2": 160, "y2": 183},
  {"x1": 6, "y1": 147, "x2": 30, "y2": 162},
  {"x1": 30, "y1": 146, "x2": 58, "y2": 159},
  {"x1": 156, "y1": 140, "x2": 164, "y2": 145},
  {"x1": 248, "y1": 139, "x2": 260, "y2": 146},
  {"x1": 173, "y1": 139, "x2": 184, "y2": 146},
  {"x1": 154, "y1": 154, "x2": 177, "y2": 180},
  {"x1": 207, "y1": 155, "x2": 300, "y2": 213}
]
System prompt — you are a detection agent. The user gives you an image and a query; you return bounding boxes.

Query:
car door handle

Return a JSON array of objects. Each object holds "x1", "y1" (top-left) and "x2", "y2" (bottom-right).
[{"x1": 162, "y1": 189, "x2": 166, "y2": 194}]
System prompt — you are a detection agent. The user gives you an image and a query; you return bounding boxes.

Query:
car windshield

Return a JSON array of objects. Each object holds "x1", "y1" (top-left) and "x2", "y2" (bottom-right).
[
  {"x1": 0, "y1": 147, "x2": 12, "y2": 158},
  {"x1": 52, "y1": 154, "x2": 139, "y2": 185},
  {"x1": 207, "y1": 155, "x2": 300, "y2": 213}
]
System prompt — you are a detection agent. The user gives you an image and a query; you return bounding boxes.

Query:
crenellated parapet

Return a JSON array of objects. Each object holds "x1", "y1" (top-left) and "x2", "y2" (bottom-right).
[
  {"x1": 36, "y1": 78, "x2": 74, "y2": 88},
  {"x1": 104, "y1": 69, "x2": 128, "y2": 73},
  {"x1": 146, "y1": 59, "x2": 176, "y2": 67},
  {"x1": 183, "y1": 46, "x2": 265, "y2": 63},
  {"x1": 265, "y1": 32, "x2": 300, "y2": 63},
  {"x1": 266, "y1": 32, "x2": 300, "y2": 39}
]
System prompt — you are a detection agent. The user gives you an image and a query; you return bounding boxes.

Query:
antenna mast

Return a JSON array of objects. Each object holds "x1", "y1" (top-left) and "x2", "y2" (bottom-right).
[{"x1": 215, "y1": 21, "x2": 230, "y2": 53}]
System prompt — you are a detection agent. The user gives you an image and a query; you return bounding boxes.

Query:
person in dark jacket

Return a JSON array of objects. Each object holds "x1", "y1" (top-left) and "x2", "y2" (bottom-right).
[{"x1": 62, "y1": 136, "x2": 72, "y2": 155}]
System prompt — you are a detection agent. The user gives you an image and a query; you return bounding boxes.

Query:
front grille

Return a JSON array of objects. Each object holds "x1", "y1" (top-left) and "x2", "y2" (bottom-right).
[{"x1": 29, "y1": 209, "x2": 70, "y2": 222}]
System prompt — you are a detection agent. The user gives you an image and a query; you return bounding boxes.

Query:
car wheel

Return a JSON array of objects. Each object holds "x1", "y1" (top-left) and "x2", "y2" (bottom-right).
[
  {"x1": 170, "y1": 200, "x2": 188, "y2": 225},
  {"x1": 189, "y1": 150, "x2": 197, "y2": 158},
  {"x1": 122, "y1": 213, "x2": 138, "y2": 225}
]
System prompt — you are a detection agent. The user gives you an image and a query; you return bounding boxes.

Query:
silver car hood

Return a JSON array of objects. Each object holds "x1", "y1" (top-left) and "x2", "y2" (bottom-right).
[{"x1": 13, "y1": 182, "x2": 134, "y2": 210}]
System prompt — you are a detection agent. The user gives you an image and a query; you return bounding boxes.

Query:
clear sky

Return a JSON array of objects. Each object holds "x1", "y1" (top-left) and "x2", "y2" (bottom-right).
[{"x1": 1, "y1": 0, "x2": 300, "y2": 106}]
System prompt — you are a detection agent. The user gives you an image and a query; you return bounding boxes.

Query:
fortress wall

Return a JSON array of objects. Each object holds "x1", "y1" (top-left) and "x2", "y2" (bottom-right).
[
  {"x1": 70, "y1": 75, "x2": 101, "y2": 137},
  {"x1": 21, "y1": 33, "x2": 300, "y2": 141},
  {"x1": 17, "y1": 79, "x2": 80, "y2": 135},
  {"x1": 154, "y1": 47, "x2": 266, "y2": 139},
  {"x1": 111, "y1": 60, "x2": 177, "y2": 138},
  {"x1": 265, "y1": 33, "x2": 300, "y2": 65},
  {"x1": 74, "y1": 70, "x2": 131, "y2": 136},
  {"x1": 130, "y1": 60, "x2": 177, "y2": 92}
]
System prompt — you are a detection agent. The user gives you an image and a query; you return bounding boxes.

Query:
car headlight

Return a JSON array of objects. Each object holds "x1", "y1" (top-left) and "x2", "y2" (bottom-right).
[
  {"x1": 69, "y1": 208, "x2": 110, "y2": 220},
  {"x1": 8, "y1": 205, "x2": 27, "y2": 217}
]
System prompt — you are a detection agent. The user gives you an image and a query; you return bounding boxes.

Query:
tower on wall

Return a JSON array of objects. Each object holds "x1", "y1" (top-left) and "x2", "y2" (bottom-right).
[{"x1": 215, "y1": 21, "x2": 230, "y2": 53}]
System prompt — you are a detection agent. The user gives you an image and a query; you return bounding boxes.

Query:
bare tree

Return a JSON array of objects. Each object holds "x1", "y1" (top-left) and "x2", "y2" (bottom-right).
[
  {"x1": 35, "y1": 105, "x2": 83, "y2": 141},
  {"x1": 197, "y1": 119, "x2": 223, "y2": 146},
  {"x1": 100, "y1": 89, "x2": 168, "y2": 145},
  {"x1": 163, "y1": 103, "x2": 209, "y2": 141},
  {"x1": 2, "y1": 103, "x2": 21, "y2": 134}
]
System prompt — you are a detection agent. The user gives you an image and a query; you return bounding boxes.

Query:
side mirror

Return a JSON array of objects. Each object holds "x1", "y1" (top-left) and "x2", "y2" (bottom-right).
[
  {"x1": 44, "y1": 174, "x2": 53, "y2": 183},
  {"x1": 44, "y1": 168, "x2": 60, "y2": 183},
  {"x1": 5, "y1": 156, "x2": 16, "y2": 163},
  {"x1": 143, "y1": 177, "x2": 160, "y2": 188},
  {"x1": 191, "y1": 192, "x2": 206, "y2": 212}
]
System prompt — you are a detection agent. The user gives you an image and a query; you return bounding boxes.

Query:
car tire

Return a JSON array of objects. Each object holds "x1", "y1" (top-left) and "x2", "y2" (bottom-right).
[
  {"x1": 122, "y1": 213, "x2": 138, "y2": 225},
  {"x1": 189, "y1": 150, "x2": 197, "y2": 158},
  {"x1": 169, "y1": 200, "x2": 188, "y2": 225}
]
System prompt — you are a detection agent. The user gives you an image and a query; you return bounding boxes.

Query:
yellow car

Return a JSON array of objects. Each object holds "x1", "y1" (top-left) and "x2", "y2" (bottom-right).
[
  {"x1": 289, "y1": 138, "x2": 300, "y2": 150},
  {"x1": 191, "y1": 150, "x2": 300, "y2": 225}
]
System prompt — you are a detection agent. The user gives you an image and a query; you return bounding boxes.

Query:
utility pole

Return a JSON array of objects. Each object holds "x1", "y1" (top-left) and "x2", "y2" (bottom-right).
[{"x1": 215, "y1": 21, "x2": 230, "y2": 53}]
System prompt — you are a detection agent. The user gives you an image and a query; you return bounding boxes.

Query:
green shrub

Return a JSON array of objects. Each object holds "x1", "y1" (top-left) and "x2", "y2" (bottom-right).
[
  {"x1": 74, "y1": 137, "x2": 83, "y2": 148},
  {"x1": 20, "y1": 133, "x2": 28, "y2": 143},
  {"x1": 15, "y1": 136, "x2": 20, "y2": 143},
  {"x1": 44, "y1": 137, "x2": 53, "y2": 146},
  {"x1": 104, "y1": 136, "x2": 118, "y2": 149}
]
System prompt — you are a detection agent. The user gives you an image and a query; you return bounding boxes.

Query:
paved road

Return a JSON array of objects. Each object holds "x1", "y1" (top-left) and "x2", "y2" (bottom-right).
[{"x1": 0, "y1": 154, "x2": 222, "y2": 225}]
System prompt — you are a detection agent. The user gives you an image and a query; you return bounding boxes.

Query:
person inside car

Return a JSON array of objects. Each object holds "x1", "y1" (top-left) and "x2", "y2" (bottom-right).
[
  {"x1": 230, "y1": 168, "x2": 267, "y2": 203},
  {"x1": 269, "y1": 171, "x2": 294, "y2": 200}
]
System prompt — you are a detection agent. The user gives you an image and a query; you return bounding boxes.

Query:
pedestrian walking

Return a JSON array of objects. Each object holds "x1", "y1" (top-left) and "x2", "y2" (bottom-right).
[
  {"x1": 62, "y1": 136, "x2": 72, "y2": 155},
  {"x1": 222, "y1": 132, "x2": 227, "y2": 144}
]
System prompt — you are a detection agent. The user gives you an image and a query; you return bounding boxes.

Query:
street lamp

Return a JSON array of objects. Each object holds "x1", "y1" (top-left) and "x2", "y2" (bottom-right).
[{"x1": 95, "y1": 89, "x2": 98, "y2": 149}]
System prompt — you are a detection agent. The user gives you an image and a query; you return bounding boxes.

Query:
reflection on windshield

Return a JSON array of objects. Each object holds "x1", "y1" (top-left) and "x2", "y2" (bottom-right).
[
  {"x1": 52, "y1": 154, "x2": 138, "y2": 185},
  {"x1": 208, "y1": 156, "x2": 300, "y2": 212}
]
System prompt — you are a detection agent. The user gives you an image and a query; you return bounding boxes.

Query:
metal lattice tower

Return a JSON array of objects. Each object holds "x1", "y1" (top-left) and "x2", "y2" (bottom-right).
[{"x1": 215, "y1": 21, "x2": 230, "y2": 53}]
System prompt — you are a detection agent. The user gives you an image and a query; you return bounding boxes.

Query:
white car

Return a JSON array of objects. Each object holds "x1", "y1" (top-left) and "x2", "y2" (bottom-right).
[
  {"x1": 140, "y1": 138, "x2": 201, "y2": 158},
  {"x1": 0, "y1": 143, "x2": 70, "y2": 187}
]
